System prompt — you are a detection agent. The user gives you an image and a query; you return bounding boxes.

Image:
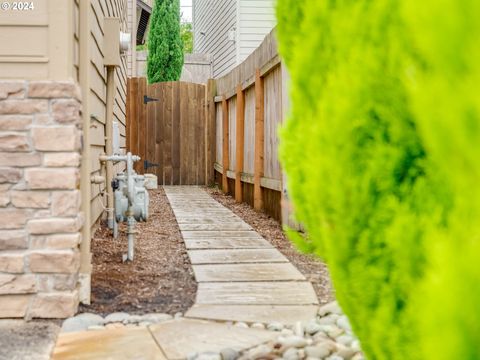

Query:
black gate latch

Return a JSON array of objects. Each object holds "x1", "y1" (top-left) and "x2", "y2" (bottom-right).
[
  {"x1": 144, "y1": 160, "x2": 160, "y2": 170},
  {"x1": 144, "y1": 95, "x2": 159, "y2": 104}
]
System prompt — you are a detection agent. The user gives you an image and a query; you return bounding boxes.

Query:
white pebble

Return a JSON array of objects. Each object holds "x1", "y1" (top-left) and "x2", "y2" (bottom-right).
[
  {"x1": 87, "y1": 325, "x2": 105, "y2": 331},
  {"x1": 294, "y1": 321, "x2": 304, "y2": 337},
  {"x1": 336, "y1": 335, "x2": 354, "y2": 346},
  {"x1": 283, "y1": 347, "x2": 300, "y2": 360},
  {"x1": 304, "y1": 320, "x2": 323, "y2": 335},
  {"x1": 251, "y1": 323, "x2": 266, "y2": 330},
  {"x1": 279, "y1": 335, "x2": 308, "y2": 349},
  {"x1": 267, "y1": 322, "x2": 284, "y2": 331},
  {"x1": 220, "y1": 348, "x2": 239, "y2": 360},
  {"x1": 104, "y1": 312, "x2": 130, "y2": 324},
  {"x1": 337, "y1": 316, "x2": 352, "y2": 332},
  {"x1": 351, "y1": 340, "x2": 361, "y2": 352},
  {"x1": 196, "y1": 352, "x2": 222, "y2": 360},
  {"x1": 234, "y1": 322, "x2": 249, "y2": 329},
  {"x1": 336, "y1": 345, "x2": 356, "y2": 360},
  {"x1": 248, "y1": 345, "x2": 272, "y2": 359},
  {"x1": 326, "y1": 355, "x2": 344, "y2": 360},
  {"x1": 281, "y1": 328, "x2": 295, "y2": 336},
  {"x1": 317, "y1": 314, "x2": 340, "y2": 325},
  {"x1": 305, "y1": 344, "x2": 331, "y2": 358},
  {"x1": 318, "y1": 301, "x2": 342, "y2": 316},
  {"x1": 174, "y1": 312, "x2": 183, "y2": 319}
]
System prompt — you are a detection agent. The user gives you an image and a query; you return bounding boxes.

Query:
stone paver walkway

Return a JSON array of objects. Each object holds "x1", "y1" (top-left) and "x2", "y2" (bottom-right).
[
  {"x1": 51, "y1": 186, "x2": 320, "y2": 359},
  {"x1": 165, "y1": 186, "x2": 319, "y2": 325}
]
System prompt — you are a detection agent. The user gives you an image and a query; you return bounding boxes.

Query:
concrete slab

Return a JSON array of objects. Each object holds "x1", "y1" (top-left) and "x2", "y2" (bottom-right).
[
  {"x1": 186, "y1": 305, "x2": 319, "y2": 325},
  {"x1": 196, "y1": 282, "x2": 319, "y2": 305},
  {"x1": 188, "y1": 249, "x2": 288, "y2": 264},
  {"x1": 192, "y1": 263, "x2": 305, "y2": 282},
  {"x1": 149, "y1": 319, "x2": 276, "y2": 359},
  {"x1": 185, "y1": 238, "x2": 273, "y2": 249},
  {"x1": 52, "y1": 327, "x2": 166, "y2": 360},
  {"x1": 0, "y1": 320, "x2": 60, "y2": 360}
]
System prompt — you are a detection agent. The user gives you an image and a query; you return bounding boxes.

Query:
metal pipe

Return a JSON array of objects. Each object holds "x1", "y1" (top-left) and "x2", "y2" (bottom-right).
[
  {"x1": 103, "y1": 152, "x2": 140, "y2": 262},
  {"x1": 105, "y1": 65, "x2": 116, "y2": 229},
  {"x1": 126, "y1": 213, "x2": 135, "y2": 261},
  {"x1": 79, "y1": 0, "x2": 92, "y2": 305}
]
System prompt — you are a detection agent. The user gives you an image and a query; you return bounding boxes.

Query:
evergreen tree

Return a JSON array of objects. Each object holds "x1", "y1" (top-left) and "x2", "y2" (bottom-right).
[{"x1": 147, "y1": 0, "x2": 184, "y2": 83}]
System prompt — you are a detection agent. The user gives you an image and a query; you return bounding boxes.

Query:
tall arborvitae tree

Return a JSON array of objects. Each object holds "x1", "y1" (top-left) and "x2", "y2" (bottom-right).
[{"x1": 147, "y1": 0, "x2": 184, "y2": 83}]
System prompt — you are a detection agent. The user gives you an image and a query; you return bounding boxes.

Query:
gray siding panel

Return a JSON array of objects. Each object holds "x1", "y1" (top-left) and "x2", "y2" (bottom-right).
[
  {"x1": 193, "y1": 0, "x2": 237, "y2": 77},
  {"x1": 238, "y1": 0, "x2": 275, "y2": 63}
]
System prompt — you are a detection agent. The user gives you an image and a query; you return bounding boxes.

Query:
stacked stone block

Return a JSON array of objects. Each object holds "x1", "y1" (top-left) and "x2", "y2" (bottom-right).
[{"x1": 0, "y1": 80, "x2": 83, "y2": 319}]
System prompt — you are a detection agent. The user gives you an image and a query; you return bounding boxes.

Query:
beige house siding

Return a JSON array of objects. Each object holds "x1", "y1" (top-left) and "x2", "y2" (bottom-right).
[
  {"x1": 0, "y1": 0, "x2": 134, "y2": 317},
  {"x1": 89, "y1": 0, "x2": 129, "y2": 229},
  {"x1": 0, "y1": 0, "x2": 75, "y2": 80}
]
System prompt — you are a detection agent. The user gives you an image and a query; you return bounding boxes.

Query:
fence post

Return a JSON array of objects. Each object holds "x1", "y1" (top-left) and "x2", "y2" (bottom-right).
[
  {"x1": 222, "y1": 96, "x2": 229, "y2": 193},
  {"x1": 235, "y1": 84, "x2": 245, "y2": 202},
  {"x1": 254, "y1": 69, "x2": 265, "y2": 210},
  {"x1": 205, "y1": 79, "x2": 217, "y2": 185}
]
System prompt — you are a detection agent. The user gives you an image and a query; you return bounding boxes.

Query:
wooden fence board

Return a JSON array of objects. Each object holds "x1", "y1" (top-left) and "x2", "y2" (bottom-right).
[
  {"x1": 126, "y1": 78, "x2": 207, "y2": 185},
  {"x1": 235, "y1": 85, "x2": 245, "y2": 203},
  {"x1": 172, "y1": 82, "x2": 181, "y2": 185}
]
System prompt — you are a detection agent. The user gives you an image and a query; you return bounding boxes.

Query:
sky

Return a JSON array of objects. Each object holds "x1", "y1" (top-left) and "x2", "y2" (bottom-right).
[{"x1": 180, "y1": 0, "x2": 192, "y2": 23}]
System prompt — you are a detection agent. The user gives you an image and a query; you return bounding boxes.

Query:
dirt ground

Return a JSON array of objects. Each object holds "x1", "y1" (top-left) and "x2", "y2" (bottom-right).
[
  {"x1": 205, "y1": 187, "x2": 334, "y2": 305},
  {"x1": 79, "y1": 188, "x2": 197, "y2": 316}
]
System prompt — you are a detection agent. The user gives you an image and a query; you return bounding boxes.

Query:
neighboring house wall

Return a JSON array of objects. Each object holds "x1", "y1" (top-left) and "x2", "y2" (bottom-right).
[
  {"x1": 192, "y1": 0, "x2": 276, "y2": 77},
  {"x1": 193, "y1": 0, "x2": 237, "y2": 77},
  {"x1": 89, "y1": 0, "x2": 129, "y2": 229},
  {"x1": 127, "y1": 0, "x2": 138, "y2": 77},
  {"x1": 0, "y1": 1, "x2": 83, "y2": 318},
  {"x1": 237, "y1": 0, "x2": 276, "y2": 63},
  {"x1": 137, "y1": 52, "x2": 213, "y2": 84}
]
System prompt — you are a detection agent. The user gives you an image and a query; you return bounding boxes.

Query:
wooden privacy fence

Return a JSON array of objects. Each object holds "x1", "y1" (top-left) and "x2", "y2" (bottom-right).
[
  {"x1": 126, "y1": 29, "x2": 296, "y2": 225},
  {"x1": 211, "y1": 29, "x2": 294, "y2": 225},
  {"x1": 126, "y1": 79, "x2": 214, "y2": 185}
]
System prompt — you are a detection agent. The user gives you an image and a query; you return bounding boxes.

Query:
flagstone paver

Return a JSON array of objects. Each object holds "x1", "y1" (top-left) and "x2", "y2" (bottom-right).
[
  {"x1": 149, "y1": 318, "x2": 276, "y2": 359},
  {"x1": 195, "y1": 281, "x2": 318, "y2": 305},
  {"x1": 52, "y1": 327, "x2": 166, "y2": 360},
  {"x1": 184, "y1": 238, "x2": 273, "y2": 249},
  {"x1": 192, "y1": 263, "x2": 306, "y2": 282},
  {"x1": 164, "y1": 186, "x2": 320, "y2": 320},
  {"x1": 185, "y1": 305, "x2": 320, "y2": 325},
  {"x1": 187, "y1": 249, "x2": 289, "y2": 264}
]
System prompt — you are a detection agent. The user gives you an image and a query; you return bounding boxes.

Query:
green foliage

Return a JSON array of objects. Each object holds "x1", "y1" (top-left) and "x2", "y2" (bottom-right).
[
  {"x1": 402, "y1": 1, "x2": 480, "y2": 359},
  {"x1": 277, "y1": 0, "x2": 480, "y2": 358},
  {"x1": 181, "y1": 22, "x2": 193, "y2": 54},
  {"x1": 147, "y1": 0, "x2": 184, "y2": 83}
]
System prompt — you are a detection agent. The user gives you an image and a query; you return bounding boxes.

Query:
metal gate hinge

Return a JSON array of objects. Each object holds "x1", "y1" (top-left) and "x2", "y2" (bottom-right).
[
  {"x1": 144, "y1": 160, "x2": 160, "y2": 170},
  {"x1": 144, "y1": 95, "x2": 159, "y2": 104}
]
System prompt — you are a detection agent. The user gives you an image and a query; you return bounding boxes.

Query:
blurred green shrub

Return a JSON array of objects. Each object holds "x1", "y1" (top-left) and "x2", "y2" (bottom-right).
[
  {"x1": 277, "y1": 0, "x2": 480, "y2": 358},
  {"x1": 403, "y1": 0, "x2": 480, "y2": 359}
]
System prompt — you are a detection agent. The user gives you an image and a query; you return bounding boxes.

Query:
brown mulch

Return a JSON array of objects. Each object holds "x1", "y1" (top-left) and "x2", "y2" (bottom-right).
[
  {"x1": 79, "y1": 188, "x2": 197, "y2": 316},
  {"x1": 205, "y1": 186, "x2": 335, "y2": 305}
]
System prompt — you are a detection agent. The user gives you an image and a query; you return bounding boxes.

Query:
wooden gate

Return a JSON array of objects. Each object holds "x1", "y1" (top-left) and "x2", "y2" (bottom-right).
[{"x1": 127, "y1": 78, "x2": 209, "y2": 185}]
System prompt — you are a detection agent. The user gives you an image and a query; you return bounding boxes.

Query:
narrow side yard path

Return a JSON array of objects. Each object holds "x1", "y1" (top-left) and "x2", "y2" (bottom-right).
[
  {"x1": 164, "y1": 186, "x2": 320, "y2": 325},
  {"x1": 53, "y1": 186, "x2": 352, "y2": 360}
]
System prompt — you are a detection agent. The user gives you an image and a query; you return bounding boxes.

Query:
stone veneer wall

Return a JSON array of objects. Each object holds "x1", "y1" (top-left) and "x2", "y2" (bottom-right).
[{"x1": 0, "y1": 80, "x2": 83, "y2": 319}]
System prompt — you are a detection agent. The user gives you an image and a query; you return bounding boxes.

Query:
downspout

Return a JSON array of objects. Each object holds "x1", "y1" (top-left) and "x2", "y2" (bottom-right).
[
  {"x1": 105, "y1": 66, "x2": 116, "y2": 229},
  {"x1": 79, "y1": 0, "x2": 92, "y2": 304}
]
